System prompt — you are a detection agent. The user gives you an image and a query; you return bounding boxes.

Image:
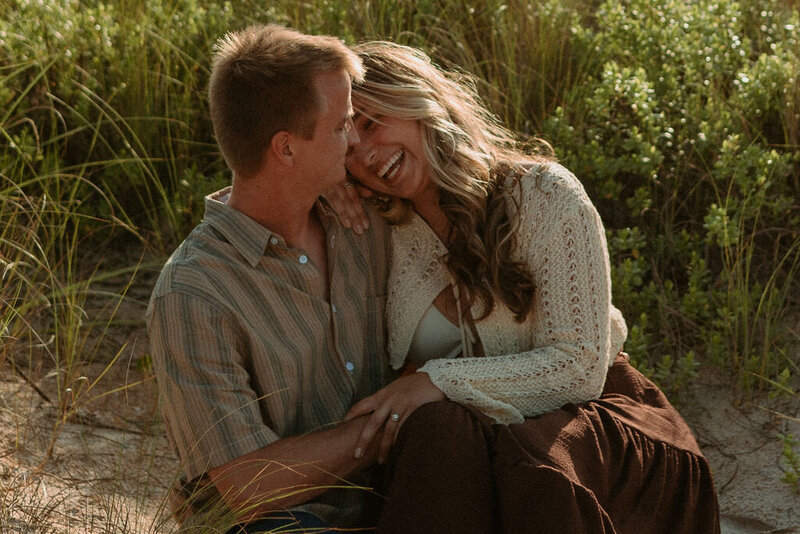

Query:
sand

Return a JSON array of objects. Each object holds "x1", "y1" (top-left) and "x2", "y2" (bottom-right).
[
  {"x1": 683, "y1": 368, "x2": 800, "y2": 533},
  {"x1": 1, "y1": 324, "x2": 798, "y2": 532}
]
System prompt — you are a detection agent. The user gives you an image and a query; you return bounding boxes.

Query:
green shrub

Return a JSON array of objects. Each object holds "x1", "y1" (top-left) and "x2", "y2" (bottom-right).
[
  {"x1": 543, "y1": 0, "x2": 800, "y2": 396},
  {"x1": 2, "y1": 0, "x2": 798, "y2": 403},
  {"x1": 2, "y1": 0, "x2": 800, "y2": 525}
]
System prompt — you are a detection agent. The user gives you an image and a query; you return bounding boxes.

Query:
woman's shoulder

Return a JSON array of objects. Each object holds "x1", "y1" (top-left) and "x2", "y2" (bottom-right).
[
  {"x1": 515, "y1": 161, "x2": 592, "y2": 211},
  {"x1": 518, "y1": 160, "x2": 583, "y2": 192}
]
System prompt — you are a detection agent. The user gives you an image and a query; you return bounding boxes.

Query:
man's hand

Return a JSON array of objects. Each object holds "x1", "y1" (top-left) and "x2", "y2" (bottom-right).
[
  {"x1": 207, "y1": 414, "x2": 382, "y2": 523},
  {"x1": 344, "y1": 373, "x2": 446, "y2": 464}
]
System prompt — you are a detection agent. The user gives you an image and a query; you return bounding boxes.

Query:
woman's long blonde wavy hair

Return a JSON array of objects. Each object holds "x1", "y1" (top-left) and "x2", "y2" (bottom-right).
[{"x1": 351, "y1": 41, "x2": 554, "y2": 321}]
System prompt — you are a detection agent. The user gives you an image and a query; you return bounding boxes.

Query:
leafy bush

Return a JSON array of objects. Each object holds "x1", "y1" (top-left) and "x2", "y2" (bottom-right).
[
  {"x1": 2, "y1": 0, "x2": 798, "y2": 402},
  {"x1": 2, "y1": 0, "x2": 799, "y2": 526},
  {"x1": 542, "y1": 0, "x2": 800, "y2": 395}
]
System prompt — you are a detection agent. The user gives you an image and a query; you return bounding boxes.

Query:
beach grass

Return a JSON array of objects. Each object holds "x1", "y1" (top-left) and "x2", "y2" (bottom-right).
[{"x1": 1, "y1": 0, "x2": 798, "y2": 530}]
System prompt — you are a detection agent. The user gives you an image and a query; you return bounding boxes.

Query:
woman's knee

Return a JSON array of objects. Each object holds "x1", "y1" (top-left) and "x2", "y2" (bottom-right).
[
  {"x1": 380, "y1": 400, "x2": 497, "y2": 530},
  {"x1": 396, "y1": 400, "x2": 494, "y2": 452}
]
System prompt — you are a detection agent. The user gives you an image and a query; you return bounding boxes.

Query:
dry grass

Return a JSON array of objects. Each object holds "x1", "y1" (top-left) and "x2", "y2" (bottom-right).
[{"x1": 0, "y1": 278, "x2": 180, "y2": 534}]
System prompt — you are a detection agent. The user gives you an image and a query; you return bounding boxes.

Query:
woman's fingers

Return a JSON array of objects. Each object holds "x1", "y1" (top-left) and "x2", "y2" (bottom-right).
[
  {"x1": 343, "y1": 183, "x2": 369, "y2": 234},
  {"x1": 351, "y1": 374, "x2": 447, "y2": 460},
  {"x1": 378, "y1": 413, "x2": 397, "y2": 464},
  {"x1": 353, "y1": 406, "x2": 390, "y2": 459},
  {"x1": 355, "y1": 183, "x2": 374, "y2": 198},
  {"x1": 323, "y1": 180, "x2": 369, "y2": 234},
  {"x1": 322, "y1": 181, "x2": 370, "y2": 234},
  {"x1": 393, "y1": 412, "x2": 409, "y2": 444},
  {"x1": 344, "y1": 396, "x2": 375, "y2": 421}
]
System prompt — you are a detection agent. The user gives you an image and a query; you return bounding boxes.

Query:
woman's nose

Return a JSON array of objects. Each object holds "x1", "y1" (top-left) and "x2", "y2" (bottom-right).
[{"x1": 349, "y1": 139, "x2": 376, "y2": 167}]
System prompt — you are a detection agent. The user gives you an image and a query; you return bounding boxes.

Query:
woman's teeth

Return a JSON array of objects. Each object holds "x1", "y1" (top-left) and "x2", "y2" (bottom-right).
[{"x1": 378, "y1": 150, "x2": 403, "y2": 179}]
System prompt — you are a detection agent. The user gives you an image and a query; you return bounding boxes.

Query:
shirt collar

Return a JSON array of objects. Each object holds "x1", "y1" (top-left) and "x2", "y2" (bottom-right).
[
  {"x1": 203, "y1": 187, "x2": 274, "y2": 267},
  {"x1": 202, "y1": 186, "x2": 339, "y2": 268}
]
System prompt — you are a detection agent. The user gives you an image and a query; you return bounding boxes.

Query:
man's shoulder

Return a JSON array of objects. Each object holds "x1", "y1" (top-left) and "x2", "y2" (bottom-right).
[
  {"x1": 330, "y1": 202, "x2": 391, "y2": 254},
  {"x1": 359, "y1": 204, "x2": 392, "y2": 272},
  {"x1": 150, "y1": 223, "x2": 233, "y2": 301},
  {"x1": 364, "y1": 203, "x2": 391, "y2": 239}
]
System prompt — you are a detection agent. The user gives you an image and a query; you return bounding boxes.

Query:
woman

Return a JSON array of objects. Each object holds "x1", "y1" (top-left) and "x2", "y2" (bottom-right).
[{"x1": 334, "y1": 41, "x2": 719, "y2": 533}]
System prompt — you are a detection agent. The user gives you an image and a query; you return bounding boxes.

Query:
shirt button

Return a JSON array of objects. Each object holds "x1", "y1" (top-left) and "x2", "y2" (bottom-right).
[
  {"x1": 298, "y1": 254, "x2": 308, "y2": 264},
  {"x1": 345, "y1": 361, "x2": 355, "y2": 372},
  {"x1": 269, "y1": 237, "x2": 278, "y2": 245},
  {"x1": 331, "y1": 304, "x2": 338, "y2": 313},
  {"x1": 330, "y1": 235, "x2": 336, "y2": 247}
]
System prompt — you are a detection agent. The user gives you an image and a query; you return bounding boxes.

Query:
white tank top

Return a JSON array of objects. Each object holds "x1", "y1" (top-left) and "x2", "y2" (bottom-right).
[{"x1": 406, "y1": 305, "x2": 462, "y2": 365}]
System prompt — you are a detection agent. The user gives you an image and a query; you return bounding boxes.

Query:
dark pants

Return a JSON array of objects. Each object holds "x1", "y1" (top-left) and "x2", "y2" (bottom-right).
[
  {"x1": 226, "y1": 511, "x2": 328, "y2": 533},
  {"x1": 376, "y1": 355, "x2": 721, "y2": 534}
]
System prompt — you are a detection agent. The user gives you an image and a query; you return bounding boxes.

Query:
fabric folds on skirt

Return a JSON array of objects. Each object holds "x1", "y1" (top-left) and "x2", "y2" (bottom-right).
[{"x1": 374, "y1": 354, "x2": 720, "y2": 534}]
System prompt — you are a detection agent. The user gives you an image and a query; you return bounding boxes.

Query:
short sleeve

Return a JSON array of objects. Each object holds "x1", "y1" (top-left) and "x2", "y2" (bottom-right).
[{"x1": 148, "y1": 292, "x2": 279, "y2": 480}]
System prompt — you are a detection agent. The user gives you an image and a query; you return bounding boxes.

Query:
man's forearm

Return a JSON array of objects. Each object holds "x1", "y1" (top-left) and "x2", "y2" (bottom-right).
[{"x1": 207, "y1": 415, "x2": 379, "y2": 522}]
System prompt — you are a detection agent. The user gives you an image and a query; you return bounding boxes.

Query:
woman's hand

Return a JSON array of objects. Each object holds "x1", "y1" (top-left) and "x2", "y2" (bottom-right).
[
  {"x1": 345, "y1": 372, "x2": 446, "y2": 464},
  {"x1": 323, "y1": 180, "x2": 373, "y2": 234}
]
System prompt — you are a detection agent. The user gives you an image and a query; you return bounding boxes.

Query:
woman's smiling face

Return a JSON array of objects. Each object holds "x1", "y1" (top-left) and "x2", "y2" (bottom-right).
[{"x1": 345, "y1": 110, "x2": 435, "y2": 202}]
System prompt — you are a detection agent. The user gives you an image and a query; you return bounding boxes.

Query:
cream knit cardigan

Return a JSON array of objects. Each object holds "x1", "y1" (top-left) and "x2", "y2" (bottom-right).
[{"x1": 387, "y1": 163, "x2": 628, "y2": 424}]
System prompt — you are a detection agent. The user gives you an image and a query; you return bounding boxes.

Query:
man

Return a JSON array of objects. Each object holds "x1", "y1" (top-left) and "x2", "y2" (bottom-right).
[{"x1": 146, "y1": 24, "x2": 391, "y2": 532}]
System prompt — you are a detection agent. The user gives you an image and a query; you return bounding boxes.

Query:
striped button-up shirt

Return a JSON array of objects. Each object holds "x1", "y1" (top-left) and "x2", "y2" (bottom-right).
[{"x1": 146, "y1": 187, "x2": 391, "y2": 526}]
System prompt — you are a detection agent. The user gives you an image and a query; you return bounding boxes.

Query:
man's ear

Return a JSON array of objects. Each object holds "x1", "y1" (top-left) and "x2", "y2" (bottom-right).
[{"x1": 270, "y1": 131, "x2": 294, "y2": 165}]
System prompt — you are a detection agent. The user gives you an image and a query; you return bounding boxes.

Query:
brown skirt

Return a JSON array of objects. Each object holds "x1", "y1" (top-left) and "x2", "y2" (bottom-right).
[{"x1": 374, "y1": 354, "x2": 720, "y2": 534}]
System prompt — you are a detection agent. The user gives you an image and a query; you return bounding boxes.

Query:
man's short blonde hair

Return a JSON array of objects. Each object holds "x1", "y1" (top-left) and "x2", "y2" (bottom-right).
[{"x1": 209, "y1": 24, "x2": 363, "y2": 178}]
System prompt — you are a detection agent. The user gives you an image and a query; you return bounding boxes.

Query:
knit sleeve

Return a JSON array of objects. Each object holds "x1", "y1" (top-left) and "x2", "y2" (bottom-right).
[{"x1": 418, "y1": 167, "x2": 618, "y2": 423}]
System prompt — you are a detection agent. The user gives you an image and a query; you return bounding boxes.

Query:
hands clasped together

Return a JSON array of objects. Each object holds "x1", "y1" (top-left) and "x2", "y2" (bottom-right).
[{"x1": 345, "y1": 372, "x2": 446, "y2": 464}]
